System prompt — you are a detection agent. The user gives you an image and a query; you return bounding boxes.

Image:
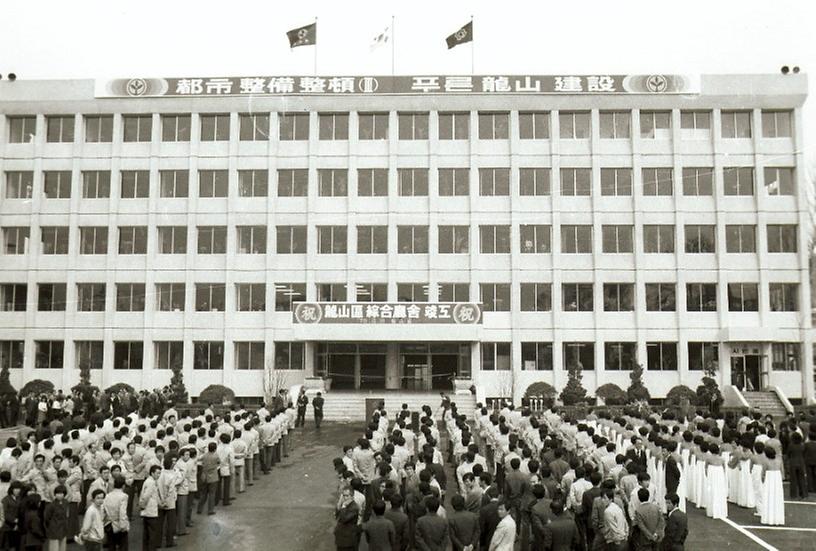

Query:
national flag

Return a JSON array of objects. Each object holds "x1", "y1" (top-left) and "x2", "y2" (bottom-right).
[
  {"x1": 446, "y1": 21, "x2": 473, "y2": 49},
  {"x1": 287, "y1": 23, "x2": 316, "y2": 48},
  {"x1": 370, "y1": 26, "x2": 391, "y2": 51}
]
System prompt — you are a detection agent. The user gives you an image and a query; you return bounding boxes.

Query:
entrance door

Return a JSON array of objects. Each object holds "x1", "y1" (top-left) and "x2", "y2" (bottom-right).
[
  {"x1": 431, "y1": 354, "x2": 457, "y2": 390},
  {"x1": 402, "y1": 354, "x2": 429, "y2": 390},
  {"x1": 731, "y1": 356, "x2": 746, "y2": 390},
  {"x1": 745, "y1": 355, "x2": 761, "y2": 391},
  {"x1": 328, "y1": 355, "x2": 356, "y2": 390},
  {"x1": 360, "y1": 354, "x2": 386, "y2": 389}
]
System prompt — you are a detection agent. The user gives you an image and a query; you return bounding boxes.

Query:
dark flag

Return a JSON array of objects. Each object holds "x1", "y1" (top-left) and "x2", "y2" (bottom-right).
[
  {"x1": 287, "y1": 23, "x2": 316, "y2": 48},
  {"x1": 446, "y1": 21, "x2": 473, "y2": 49}
]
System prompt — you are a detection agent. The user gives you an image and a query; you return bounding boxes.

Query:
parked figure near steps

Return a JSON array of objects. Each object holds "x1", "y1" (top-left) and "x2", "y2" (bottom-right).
[{"x1": 313, "y1": 392, "x2": 325, "y2": 429}]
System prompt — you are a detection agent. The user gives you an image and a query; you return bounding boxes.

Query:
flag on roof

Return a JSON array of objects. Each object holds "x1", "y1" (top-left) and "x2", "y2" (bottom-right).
[
  {"x1": 287, "y1": 23, "x2": 316, "y2": 48},
  {"x1": 446, "y1": 21, "x2": 473, "y2": 49}
]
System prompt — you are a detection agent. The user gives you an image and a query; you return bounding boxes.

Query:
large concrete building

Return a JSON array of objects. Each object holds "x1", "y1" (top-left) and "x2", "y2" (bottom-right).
[{"x1": 0, "y1": 73, "x2": 812, "y2": 406}]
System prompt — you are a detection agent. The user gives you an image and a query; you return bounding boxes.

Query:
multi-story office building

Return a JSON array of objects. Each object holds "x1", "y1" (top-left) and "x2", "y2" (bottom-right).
[{"x1": 0, "y1": 74, "x2": 811, "y2": 404}]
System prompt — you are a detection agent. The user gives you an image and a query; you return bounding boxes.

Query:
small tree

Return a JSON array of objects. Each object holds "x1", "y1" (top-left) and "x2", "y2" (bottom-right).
[
  {"x1": 264, "y1": 358, "x2": 290, "y2": 406},
  {"x1": 0, "y1": 363, "x2": 15, "y2": 397},
  {"x1": 696, "y1": 359, "x2": 723, "y2": 412},
  {"x1": 560, "y1": 361, "x2": 588, "y2": 406},
  {"x1": 626, "y1": 363, "x2": 651, "y2": 403},
  {"x1": 169, "y1": 364, "x2": 188, "y2": 404},
  {"x1": 596, "y1": 383, "x2": 627, "y2": 405},
  {"x1": 524, "y1": 381, "x2": 557, "y2": 409}
]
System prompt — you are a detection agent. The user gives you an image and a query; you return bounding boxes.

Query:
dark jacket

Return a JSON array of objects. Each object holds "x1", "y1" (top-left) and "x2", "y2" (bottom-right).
[
  {"x1": 665, "y1": 455, "x2": 681, "y2": 494},
  {"x1": 662, "y1": 509, "x2": 688, "y2": 551},
  {"x1": 334, "y1": 501, "x2": 360, "y2": 548},
  {"x1": 530, "y1": 498, "x2": 552, "y2": 544},
  {"x1": 625, "y1": 447, "x2": 648, "y2": 467},
  {"x1": 1, "y1": 495, "x2": 20, "y2": 530},
  {"x1": 415, "y1": 514, "x2": 448, "y2": 551},
  {"x1": 23, "y1": 509, "x2": 45, "y2": 547},
  {"x1": 384, "y1": 509, "x2": 410, "y2": 551},
  {"x1": 542, "y1": 514, "x2": 579, "y2": 551},
  {"x1": 43, "y1": 500, "x2": 69, "y2": 540},
  {"x1": 312, "y1": 396, "x2": 324, "y2": 416},
  {"x1": 804, "y1": 440, "x2": 816, "y2": 466},
  {"x1": 786, "y1": 441, "x2": 806, "y2": 468},
  {"x1": 478, "y1": 500, "x2": 500, "y2": 549},
  {"x1": 447, "y1": 510, "x2": 479, "y2": 551},
  {"x1": 363, "y1": 515, "x2": 395, "y2": 551}
]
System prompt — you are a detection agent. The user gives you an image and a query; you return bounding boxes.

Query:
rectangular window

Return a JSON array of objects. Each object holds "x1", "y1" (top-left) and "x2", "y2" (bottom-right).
[
  {"x1": 601, "y1": 168, "x2": 632, "y2": 196},
  {"x1": 37, "y1": 284, "x2": 66, "y2": 311},
  {"x1": 122, "y1": 114, "x2": 152, "y2": 142},
  {"x1": 195, "y1": 283, "x2": 226, "y2": 311},
  {"x1": 239, "y1": 113, "x2": 270, "y2": 141},
  {"x1": 197, "y1": 226, "x2": 227, "y2": 254},
  {"x1": 317, "y1": 226, "x2": 348, "y2": 254},
  {"x1": 479, "y1": 225, "x2": 511, "y2": 254},
  {"x1": 560, "y1": 168, "x2": 592, "y2": 196},
  {"x1": 603, "y1": 283, "x2": 635, "y2": 311},
  {"x1": 35, "y1": 341, "x2": 64, "y2": 369},
  {"x1": 519, "y1": 111, "x2": 550, "y2": 139},
  {"x1": 274, "y1": 342, "x2": 305, "y2": 370},
  {"x1": 357, "y1": 226, "x2": 388, "y2": 254},
  {"x1": 686, "y1": 283, "x2": 717, "y2": 312},
  {"x1": 397, "y1": 225, "x2": 429, "y2": 254},
  {"x1": 680, "y1": 111, "x2": 712, "y2": 139},
  {"x1": 563, "y1": 342, "x2": 594, "y2": 370},
  {"x1": 519, "y1": 168, "x2": 550, "y2": 196},
  {"x1": 478, "y1": 112, "x2": 509, "y2": 140},
  {"x1": 357, "y1": 168, "x2": 388, "y2": 196},
  {"x1": 237, "y1": 225, "x2": 267, "y2": 254},
  {"x1": 316, "y1": 283, "x2": 347, "y2": 302},
  {"x1": 761, "y1": 110, "x2": 793, "y2": 138},
  {"x1": 79, "y1": 227, "x2": 108, "y2": 255},
  {"x1": 120, "y1": 170, "x2": 149, "y2": 199},
  {"x1": 198, "y1": 169, "x2": 228, "y2": 198},
  {"x1": 642, "y1": 168, "x2": 673, "y2": 196},
  {"x1": 82, "y1": 171, "x2": 111, "y2": 199},
  {"x1": 438, "y1": 283, "x2": 469, "y2": 302},
  {"x1": 113, "y1": 341, "x2": 143, "y2": 370},
  {"x1": 688, "y1": 342, "x2": 718, "y2": 371},
  {"x1": 771, "y1": 343, "x2": 800, "y2": 371},
  {"x1": 277, "y1": 169, "x2": 308, "y2": 197},
  {"x1": 8, "y1": 116, "x2": 36, "y2": 143},
  {"x1": 438, "y1": 225, "x2": 469, "y2": 254},
  {"x1": 318, "y1": 113, "x2": 349, "y2": 140},
  {"x1": 5, "y1": 171, "x2": 33, "y2": 199},
  {"x1": 3, "y1": 227, "x2": 30, "y2": 255},
  {"x1": 41, "y1": 227, "x2": 70, "y2": 255},
  {"x1": 723, "y1": 167, "x2": 754, "y2": 196},
  {"x1": 161, "y1": 114, "x2": 191, "y2": 142},
  {"x1": 155, "y1": 341, "x2": 183, "y2": 370},
  {"x1": 725, "y1": 225, "x2": 756, "y2": 253},
  {"x1": 43, "y1": 171, "x2": 72, "y2": 198},
  {"x1": 559, "y1": 111, "x2": 590, "y2": 139},
  {"x1": 519, "y1": 225, "x2": 551, "y2": 253},
  {"x1": 521, "y1": 342, "x2": 553, "y2": 371},
  {"x1": 156, "y1": 283, "x2": 185, "y2": 311},
  {"x1": 0, "y1": 340, "x2": 23, "y2": 370},
  {"x1": 479, "y1": 168, "x2": 510, "y2": 196},
  {"x1": 684, "y1": 225, "x2": 716, "y2": 253},
  {"x1": 115, "y1": 283, "x2": 145, "y2": 312},
  {"x1": 764, "y1": 167, "x2": 795, "y2": 196},
  {"x1": 604, "y1": 342, "x2": 637, "y2": 371},
  {"x1": 77, "y1": 283, "x2": 106, "y2": 312},
  {"x1": 682, "y1": 167, "x2": 714, "y2": 196},
  {"x1": 276, "y1": 225, "x2": 307, "y2": 254},
  {"x1": 727, "y1": 283, "x2": 759, "y2": 312},
  {"x1": 601, "y1": 225, "x2": 634, "y2": 253},
  {"x1": 356, "y1": 283, "x2": 388, "y2": 302},
  {"x1": 158, "y1": 226, "x2": 187, "y2": 254},
  {"x1": 235, "y1": 342, "x2": 265, "y2": 370},
  {"x1": 639, "y1": 110, "x2": 671, "y2": 139},
  {"x1": 769, "y1": 283, "x2": 798, "y2": 312},
  {"x1": 438, "y1": 168, "x2": 469, "y2": 196},
  {"x1": 194, "y1": 341, "x2": 224, "y2": 370},
  {"x1": 274, "y1": 284, "x2": 306, "y2": 312},
  {"x1": 482, "y1": 342, "x2": 511, "y2": 371},
  {"x1": 721, "y1": 110, "x2": 752, "y2": 139},
  {"x1": 236, "y1": 283, "x2": 266, "y2": 311},
  {"x1": 438, "y1": 112, "x2": 469, "y2": 140},
  {"x1": 643, "y1": 225, "x2": 675, "y2": 253},
  {"x1": 159, "y1": 170, "x2": 189, "y2": 198},
  {"x1": 318, "y1": 169, "x2": 348, "y2": 197},
  {"x1": 647, "y1": 342, "x2": 677, "y2": 370},
  {"x1": 767, "y1": 224, "x2": 797, "y2": 253},
  {"x1": 238, "y1": 169, "x2": 268, "y2": 197},
  {"x1": 279, "y1": 113, "x2": 309, "y2": 141},
  {"x1": 358, "y1": 112, "x2": 389, "y2": 140},
  {"x1": 398, "y1": 168, "x2": 429, "y2": 196},
  {"x1": 0, "y1": 284, "x2": 27, "y2": 312},
  {"x1": 75, "y1": 341, "x2": 103, "y2": 370},
  {"x1": 398, "y1": 112, "x2": 430, "y2": 140},
  {"x1": 200, "y1": 113, "x2": 230, "y2": 141},
  {"x1": 562, "y1": 283, "x2": 593, "y2": 312},
  {"x1": 84, "y1": 115, "x2": 113, "y2": 143},
  {"x1": 599, "y1": 111, "x2": 631, "y2": 139},
  {"x1": 520, "y1": 283, "x2": 551, "y2": 312},
  {"x1": 397, "y1": 283, "x2": 428, "y2": 302},
  {"x1": 645, "y1": 283, "x2": 676, "y2": 311},
  {"x1": 561, "y1": 225, "x2": 592, "y2": 253},
  {"x1": 46, "y1": 115, "x2": 75, "y2": 143}
]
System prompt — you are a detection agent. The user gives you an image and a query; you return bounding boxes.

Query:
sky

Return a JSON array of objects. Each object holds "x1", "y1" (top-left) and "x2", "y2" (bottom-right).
[{"x1": 2, "y1": 0, "x2": 815, "y2": 163}]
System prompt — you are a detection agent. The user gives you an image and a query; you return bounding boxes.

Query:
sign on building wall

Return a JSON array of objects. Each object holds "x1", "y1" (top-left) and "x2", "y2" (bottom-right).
[
  {"x1": 292, "y1": 302, "x2": 482, "y2": 325},
  {"x1": 96, "y1": 74, "x2": 699, "y2": 98}
]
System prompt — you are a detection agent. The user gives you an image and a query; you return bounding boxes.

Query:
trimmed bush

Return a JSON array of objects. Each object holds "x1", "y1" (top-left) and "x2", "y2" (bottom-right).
[
  {"x1": 197, "y1": 384, "x2": 235, "y2": 405},
  {"x1": 71, "y1": 383, "x2": 99, "y2": 396},
  {"x1": 626, "y1": 363, "x2": 651, "y2": 403},
  {"x1": 20, "y1": 379, "x2": 55, "y2": 397},
  {"x1": 665, "y1": 384, "x2": 697, "y2": 406},
  {"x1": 0, "y1": 365, "x2": 16, "y2": 396},
  {"x1": 560, "y1": 363, "x2": 588, "y2": 406},
  {"x1": 596, "y1": 383, "x2": 627, "y2": 406},
  {"x1": 524, "y1": 381, "x2": 557, "y2": 409},
  {"x1": 105, "y1": 383, "x2": 135, "y2": 395}
]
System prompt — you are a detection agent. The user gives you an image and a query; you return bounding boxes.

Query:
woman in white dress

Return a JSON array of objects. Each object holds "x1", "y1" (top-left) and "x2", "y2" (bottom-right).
[
  {"x1": 760, "y1": 447, "x2": 785, "y2": 525},
  {"x1": 706, "y1": 444, "x2": 728, "y2": 520},
  {"x1": 751, "y1": 441, "x2": 766, "y2": 517},
  {"x1": 738, "y1": 441, "x2": 756, "y2": 508}
]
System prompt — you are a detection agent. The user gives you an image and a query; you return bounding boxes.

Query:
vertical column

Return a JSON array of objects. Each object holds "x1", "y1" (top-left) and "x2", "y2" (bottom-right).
[
  {"x1": 712, "y1": 109, "x2": 731, "y2": 389},
  {"x1": 550, "y1": 110, "x2": 563, "y2": 392}
]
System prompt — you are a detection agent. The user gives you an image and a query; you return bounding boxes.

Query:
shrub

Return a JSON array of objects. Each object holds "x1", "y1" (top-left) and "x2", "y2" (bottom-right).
[
  {"x1": 105, "y1": 383, "x2": 135, "y2": 395},
  {"x1": 560, "y1": 362, "x2": 588, "y2": 406},
  {"x1": 626, "y1": 363, "x2": 651, "y2": 403},
  {"x1": 596, "y1": 383, "x2": 627, "y2": 406},
  {"x1": 169, "y1": 365, "x2": 188, "y2": 404},
  {"x1": 665, "y1": 384, "x2": 697, "y2": 406},
  {"x1": 197, "y1": 384, "x2": 235, "y2": 405},
  {"x1": 0, "y1": 365, "x2": 16, "y2": 396},
  {"x1": 524, "y1": 381, "x2": 557, "y2": 409},
  {"x1": 70, "y1": 383, "x2": 99, "y2": 397},
  {"x1": 20, "y1": 379, "x2": 55, "y2": 397}
]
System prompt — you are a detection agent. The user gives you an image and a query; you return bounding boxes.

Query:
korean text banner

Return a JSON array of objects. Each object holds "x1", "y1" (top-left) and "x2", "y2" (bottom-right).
[{"x1": 292, "y1": 302, "x2": 482, "y2": 325}]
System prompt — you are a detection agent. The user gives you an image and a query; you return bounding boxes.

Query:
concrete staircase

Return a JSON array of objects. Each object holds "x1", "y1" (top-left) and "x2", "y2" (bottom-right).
[
  {"x1": 320, "y1": 390, "x2": 477, "y2": 422},
  {"x1": 741, "y1": 390, "x2": 791, "y2": 418}
]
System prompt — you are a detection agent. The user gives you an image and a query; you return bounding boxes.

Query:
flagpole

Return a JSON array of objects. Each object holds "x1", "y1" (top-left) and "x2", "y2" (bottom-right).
[
  {"x1": 391, "y1": 15, "x2": 396, "y2": 76},
  {"x1": 470, "y1": 15, "x2": 475, "y2": 75},
  {"x1": 314, "y1": 16, "x2": 318, "y2": 76}
]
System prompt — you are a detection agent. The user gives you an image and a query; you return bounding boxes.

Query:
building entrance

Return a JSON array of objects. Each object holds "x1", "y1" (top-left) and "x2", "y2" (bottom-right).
[
  {"x1": 731, "y1": 354, "x2": 763, "y2": 391},
  {"x1": 399, "y1": 343, "x2": 470, "y2": 391},
  {"x1": 318, "y1": 343, "x2": 387, "y2": 390}
]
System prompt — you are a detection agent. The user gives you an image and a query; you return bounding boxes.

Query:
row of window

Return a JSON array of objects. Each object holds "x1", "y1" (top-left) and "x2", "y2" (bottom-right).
[
  {"x1": 0, "y1": 340, "x2": 302, "y2": 371},
  {"x1": 6, "y1": 109, "x2": 794, "y2": 144},
  {"x1": 2, "y1": 223, "x2": 799, "y2": 256},
  {"x1": 0, "y1": 281, "x2": 799, "y2": 314},
  {"x1": 3, "y1": 166, "x2": 797, "y2": 199}
]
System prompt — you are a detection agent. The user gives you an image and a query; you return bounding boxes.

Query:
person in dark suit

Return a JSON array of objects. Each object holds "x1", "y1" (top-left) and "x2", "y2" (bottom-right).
[
  {"x1": 805, "y1": 430, "x2": 816, "y2": 493},
  {"x1": 415, "y1": 496, "x2": 448, "y2": 551},
  {"x1": 447, "y1": 495, "x2": 479, "y2": 551},
  {"x1": 334, "y1": 488, "x2": 360, "y2": 551},
  {"x1": 786, "y1": 432, "x2": 807, "y2": 499},
  {"x1": 541, "y1": 499, "x2": 579, "y2": 551},
  {"x1": 385, "y1": 495, "x2": 410, "y2": 551},
  {"x1": 634, "y1": 489, "x2": 665, "y2": 551},
  {"x1": 504, "y1": 457, "x2": 529, "y2": 526},
  {"x1": 662, "y1": 493, "x2": 687, "y2": 551},
  {"x1": 363, "y1": 500, "x2": 396, "y2": 551},
  {"x1": 312, "y1": 392, "x2": 324, "y2": 429},
  {"x1": 529, "y1": 485, "x2": 552, "y2": 551},
  {"x1": 479, "y1": 486, "x2": 501, "y2": 550},
  {"x1": 625, "y1": 437, "x2": 648, "y2": 469},
  {"x1": 664, "y1": 442, "x2": 681, "y2": 495}
]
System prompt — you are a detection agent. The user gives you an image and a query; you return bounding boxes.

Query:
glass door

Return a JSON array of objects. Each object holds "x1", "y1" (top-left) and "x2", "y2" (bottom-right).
[{"x1": 731, "y1": 356, "x2": 746, "y2": 390}]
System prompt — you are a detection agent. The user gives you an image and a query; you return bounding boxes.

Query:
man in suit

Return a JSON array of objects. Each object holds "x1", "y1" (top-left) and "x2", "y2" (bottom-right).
[
  {"x1": 312, "y1": 392, "x2": 324, "y2": 429},
  {"x1": 489, "y1": 500, "x2": 516, "y2": 551},
  {"x1": 385, "y1": 495, "x2": 410, "y2": 551},
  {"x1": 634, "y1": 488, "x2": 665, "y2": 550},
  {"x1": 447, "y1": 494, "x2": 479, "y2": 551},
  {"x1": 805, "y1": 429, "x2": 816, "y2": 492},
  {"x1": 415, "y1": 496, "x2": 448, "y2": 551},
  {"x1": 625, "y1": 437, "x2": 648, "y2": 469},
  {"x1": 664, "y1": 443, "x2": 681, "y2": 495},
  {"x1": 362, "y1": 499, "x2": 396, "y2": 551},
  {"x1": 479, "y1": 486, "x2": 501, "y2": 550},
  {"x1": 529, "y1": 485, "x2": 552, "y2": 551},
  {"x1": 504, "y1": 457, "x2": 529, "y2": 527},
  {"x1": 542, "y1": 499, "x2": 579, "y2": 551},
  {"x1": 662, "y1": 493, "x2": 687, "y2": 551}
]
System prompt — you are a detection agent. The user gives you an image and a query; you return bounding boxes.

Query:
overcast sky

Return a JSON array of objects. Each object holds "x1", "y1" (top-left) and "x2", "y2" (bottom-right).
[{"x1": 2, "y1": 0, "x2": 815, "y2": 163}]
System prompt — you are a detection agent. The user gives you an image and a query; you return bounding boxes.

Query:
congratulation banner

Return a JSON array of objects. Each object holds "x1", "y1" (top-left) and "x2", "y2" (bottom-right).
[
  {"x1": 293, "y1": 302, "x2": 482, "y2": 325},
  {"x1": 96, "y1": 74, "x2": 699, "y2": 98}
]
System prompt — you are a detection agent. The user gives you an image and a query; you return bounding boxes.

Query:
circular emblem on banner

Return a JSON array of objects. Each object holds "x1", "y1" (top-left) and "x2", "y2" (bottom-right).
[
  {"x1": 455, "y1": 29, "x2": 468, "y2": 41},
  {"x1": 359, "y1": 77, "x2": 379, "y2": 93},
  {"x1": 453, "y1": 302, "x2": 481, "y2": 324},
  {"x1": 126, "y1": 78, "x2": 148, "y2": 97},
  {"x1": 294, "y1": 302, "x2": 322, "y2": 324},
  {"x1": 645, "y1": 74, "x2": 668, "y2": 93}
]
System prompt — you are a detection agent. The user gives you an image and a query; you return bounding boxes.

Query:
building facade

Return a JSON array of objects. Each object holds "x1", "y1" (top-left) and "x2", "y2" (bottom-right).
[{"x1": 0, "y1": 74, "x2": 812, "y2": 404}]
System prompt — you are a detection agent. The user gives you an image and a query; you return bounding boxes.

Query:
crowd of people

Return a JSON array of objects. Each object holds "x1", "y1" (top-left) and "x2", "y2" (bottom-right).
[
  {"x1": 333, "y1": 398, "x2": 816, "y2": 551},
  {"x1": 0, "y1": 385, "x2": 298, "y2": 550}
]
